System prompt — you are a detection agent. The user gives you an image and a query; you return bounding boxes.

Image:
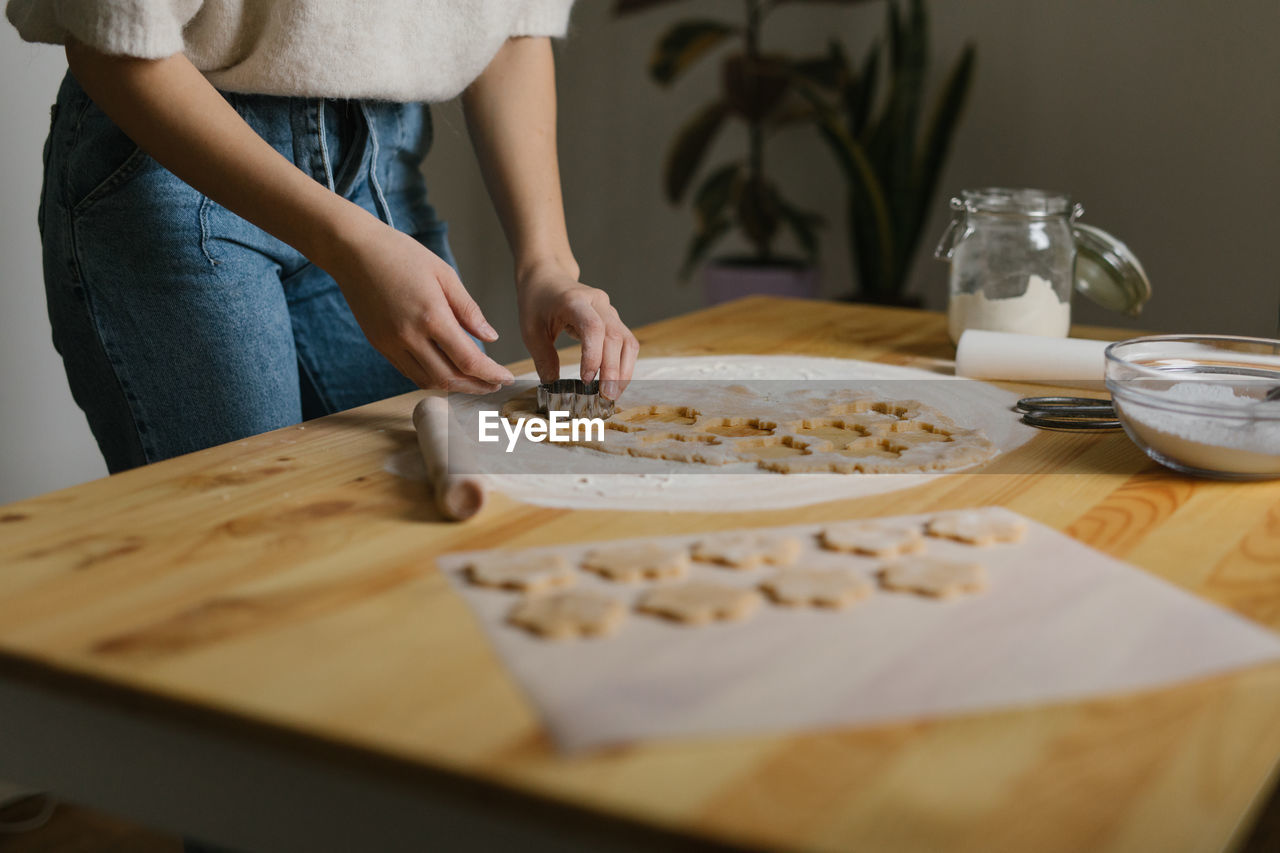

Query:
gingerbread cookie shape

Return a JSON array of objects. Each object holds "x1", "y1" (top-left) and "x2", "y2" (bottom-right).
[
  {"x1": 879, "y1": 556, "x2": 986, "y2": 599},
  {"x1": 819, "y1": 521, "x2": 925, "y2": 557},
  {"x1": 507, "y1": 589, "x2": 626, "y2": 640},
  {"x1": 465, "y1": 552, "x2": 576, "y2": 593},
  {"x1": 925, "y1": 509, "x2": 1027, "y2": 546},
  {"x1": 761, "y1": 569, "x2": 873, "y2": 609},
  {"x1": 637, "y1": 581, "x2": 762, "y2": 625},
  {"x1": 582, "y1": 542, "x2": 690, "y2": 583},
  {"x1": 691, "y1": 532, "x2": 803, "y2": 569},
  {"x1": 495, "y1": 386, "x2": 998, "y2": 476}
]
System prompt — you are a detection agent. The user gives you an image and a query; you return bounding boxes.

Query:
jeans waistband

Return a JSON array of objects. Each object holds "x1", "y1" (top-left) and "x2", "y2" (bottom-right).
[
  {"x1": 289, "y1": 97, "x2": 396, "y2": 229},
  {"x1": 54, "y1": 74, "x2": 423, "y2": 233}
]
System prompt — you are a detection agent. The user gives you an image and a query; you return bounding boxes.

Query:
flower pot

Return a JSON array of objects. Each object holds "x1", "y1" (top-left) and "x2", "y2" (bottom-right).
[{"x1": 703, "y1": 260, "x2": 820, "y2": 306}]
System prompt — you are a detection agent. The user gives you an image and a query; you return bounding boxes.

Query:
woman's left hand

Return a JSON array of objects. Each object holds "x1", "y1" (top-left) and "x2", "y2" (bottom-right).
[{"x1": 517, "y1": 264, "x2": 639, "y2": 401}]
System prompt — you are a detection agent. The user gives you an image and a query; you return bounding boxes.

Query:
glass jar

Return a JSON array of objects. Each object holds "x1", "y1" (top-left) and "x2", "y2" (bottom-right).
[{"x1": 934, "y1": 188, "x2": 1151, "y2": 344}]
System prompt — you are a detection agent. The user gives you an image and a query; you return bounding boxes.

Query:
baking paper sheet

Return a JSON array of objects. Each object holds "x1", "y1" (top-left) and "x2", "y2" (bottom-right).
[
  {"x1": 437, "y1": 510, "x2": 1280, "y2": 753},
  {"x1": 387, "y1": 356, "x2": 1040, "y2": 511}
]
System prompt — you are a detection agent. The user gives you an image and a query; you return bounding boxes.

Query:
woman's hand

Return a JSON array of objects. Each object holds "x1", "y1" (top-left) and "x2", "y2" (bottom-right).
[
  {"x1": 60, "y1": 45, "x2": 512, "y2": 397},
  {"x1": 462, "y1": 38, "x2": 638, "y2": 400},
  {"x1": 517, "y1": 262, "x2": 639, "y2": 400},
  {"x1": 325, "y1": 215, "x2": 515, "y2": 395}
]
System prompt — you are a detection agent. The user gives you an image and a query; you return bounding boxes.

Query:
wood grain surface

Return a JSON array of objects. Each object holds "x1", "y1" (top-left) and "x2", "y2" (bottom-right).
[{"x1": 2, "y1": 297, "x2": 1279, "y2": 853}]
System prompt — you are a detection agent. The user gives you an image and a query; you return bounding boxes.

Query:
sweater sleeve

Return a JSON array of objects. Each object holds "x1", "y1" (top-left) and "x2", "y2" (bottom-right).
[
  {"x1": 6, "y1": 0, "x2": 203, "y2": 59},
  {"x1": 510, "y1": 0, "x2": 575, "y2": 38}
]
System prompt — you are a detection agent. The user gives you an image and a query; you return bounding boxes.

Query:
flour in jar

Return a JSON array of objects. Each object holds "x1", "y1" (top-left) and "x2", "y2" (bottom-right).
[{"x1": 948, "y1": 274, "x2": 1071, "y2": 343}]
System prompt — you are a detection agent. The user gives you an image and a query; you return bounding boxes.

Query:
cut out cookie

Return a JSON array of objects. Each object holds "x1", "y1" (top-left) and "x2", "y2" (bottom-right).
[
  {"x1": 790, "y1": 418, "x2": 873, "y2": 450},
  {"x1": 507, "y1": 590, "x2": 626, "y2": 640},
  {"x1": 618, "y1": 405, "x2": 699, "y2": 426},
  {"x1": 761, "y1": 570, "x2": 873, "y2": 609},
  {"x1": 637, "y1": 581, "x2": 762, "y2": 625},
  {"x1": 466, "y1": 552, "x2": 575, "y2": 592},
  {"x1": 820, "y1": 521, "x2": 925, "y2": 557},
  {"x1": 925, "y1": 509, "x2": 1027, "y2": 546},
  {"x1": 691, "y1": 533, "x2": 803, "y2": 569},
  {"x1": 879, "y1": 556, "x2": 986, "y2": 599},
  {"x1": 697, "y1": 417, "x2": 777, "y2": 438},
  {"x1": 732, "y1": 435, "x2": 813, "y2": 461},
  {"x1": 494, "y1": 386, "x2": 996, "y2": 475},
  {"x1": 582, "y1": 542, "x2": 690, "y2": 583}
]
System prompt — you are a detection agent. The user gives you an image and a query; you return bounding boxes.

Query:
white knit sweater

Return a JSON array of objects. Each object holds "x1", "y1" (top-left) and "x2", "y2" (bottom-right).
[{"x1": 6, "y1": 0, "x2": 576, "y2": 101}]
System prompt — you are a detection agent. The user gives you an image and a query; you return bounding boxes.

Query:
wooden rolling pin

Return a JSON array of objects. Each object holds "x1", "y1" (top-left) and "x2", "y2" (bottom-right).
[{"x1": 411, "y1": 395, "x2": 486, "y2": 521}]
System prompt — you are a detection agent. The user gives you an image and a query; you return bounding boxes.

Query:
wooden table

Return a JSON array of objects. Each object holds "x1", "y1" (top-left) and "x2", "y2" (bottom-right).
[{"x1": 2, "y1": 297, "x2": 1279, "y2": 853}]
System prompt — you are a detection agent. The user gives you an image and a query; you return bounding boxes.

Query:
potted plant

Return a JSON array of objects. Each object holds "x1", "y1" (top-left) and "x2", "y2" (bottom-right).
[
  {"x1": 616, "y1": 0, "x2": 976, "y2": 308},
  {"x1": 614, "y1": 0, "x2": 874, "y2": 304},
  {"x1": 792, "y1": 0, "x2": 976, "y2": 305}
]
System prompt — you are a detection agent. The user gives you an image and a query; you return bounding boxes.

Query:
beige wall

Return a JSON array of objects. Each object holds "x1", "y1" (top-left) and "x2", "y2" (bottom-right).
[{"x1": 2, "y1": 0, "x2": 1277, "y2": 501}]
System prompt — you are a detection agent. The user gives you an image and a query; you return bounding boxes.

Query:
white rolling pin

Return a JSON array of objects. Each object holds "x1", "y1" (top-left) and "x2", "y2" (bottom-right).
[
  {"x1": 411, "y1": 395, "x2": 486, "y2": 521},
  {"x1": 955, "y1": 329, "x2": 1110, "y2": 388}
]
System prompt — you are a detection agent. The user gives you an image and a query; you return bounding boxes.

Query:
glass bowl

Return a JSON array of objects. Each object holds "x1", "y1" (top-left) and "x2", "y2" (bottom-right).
[{"x1": 1105, "y1": 335, "x2": 1280, "y2": 480}]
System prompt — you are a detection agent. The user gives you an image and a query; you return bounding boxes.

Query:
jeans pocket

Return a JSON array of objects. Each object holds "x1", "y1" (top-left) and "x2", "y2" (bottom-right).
[
  {"x1": 67, "y1": 101, "x2": 155, "y2": 216},
  {"x1": 71, "y1": 145, "x2": 152, "y2": 215}
]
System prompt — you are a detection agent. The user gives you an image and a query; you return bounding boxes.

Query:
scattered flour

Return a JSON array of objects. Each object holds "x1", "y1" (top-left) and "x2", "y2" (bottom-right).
[
  {"x1": 948, "y1": 274, "x2": 1071, "y2": 344},
  {"x1": 1118, "y1": 381, "x2": 1280, "y2": 476}
]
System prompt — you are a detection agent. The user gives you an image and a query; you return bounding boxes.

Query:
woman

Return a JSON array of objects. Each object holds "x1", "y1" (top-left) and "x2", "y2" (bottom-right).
[{"x1": 6, "y1": 0, "x2": 638, "y2": 472}]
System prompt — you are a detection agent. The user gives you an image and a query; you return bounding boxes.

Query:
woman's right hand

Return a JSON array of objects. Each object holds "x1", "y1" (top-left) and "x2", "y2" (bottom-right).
[{"x1": 324, "y1": 215, "x2": 515, "y2": 395}]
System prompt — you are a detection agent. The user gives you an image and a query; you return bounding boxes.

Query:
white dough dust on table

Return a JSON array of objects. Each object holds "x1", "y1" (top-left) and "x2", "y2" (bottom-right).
[{"x1": 388, "y1": 356, "x2": 1040, "y2": 511}]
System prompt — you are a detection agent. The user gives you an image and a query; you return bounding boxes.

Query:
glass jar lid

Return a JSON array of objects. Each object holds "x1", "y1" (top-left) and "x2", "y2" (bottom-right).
[
  {"x1": 1072, "y1": 223, "x2": 1152, "y2": 316},
  {"x1": 959, "y1": 187, "x2": 1072, "y2": 218}
]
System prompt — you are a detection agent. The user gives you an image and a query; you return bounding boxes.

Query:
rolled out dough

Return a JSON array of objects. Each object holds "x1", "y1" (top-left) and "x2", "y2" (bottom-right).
[
  {"x1": 424, "y1": 356, "x2": 1041, "y2": 512},
  {"x1": 499, "y1": 388, "x2": 995, "y2": 475}
]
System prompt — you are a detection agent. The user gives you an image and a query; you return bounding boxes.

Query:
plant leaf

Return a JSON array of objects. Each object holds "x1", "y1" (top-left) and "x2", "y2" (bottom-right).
[
  {"x1": 789, "y1": 43, "x2": 847, "y2": 90},
  {"x1": 722, "y1": 54, "x2": 793, "y2": 122},
  {"x1": 848, "y1": 39, "x2": 880, "y2": 138},
  {"x1": 887, "y1": 0, "x2": 904, "y2": 72},
  {"x1": 692, "y1": 163, "x2": 744, "y2": 228},
  {"x1": 737, "y1": 177, "x2": 781, "y2": 258},
  {"x1": 767, "y1": 101, "x2": 819, "y2": 127},
  {"x1": 791, "y1": 76, "x2": 896, "y2": 295},
  {"x1": 664, "y1": 101, "x2": 729, "y2": 203},
  {"x1": 775, "y1": 193, "x2": 824, "y2": 262},
  {"x1": 906, "y1": 43, "x2": 976, "y2": 275},
  {"x1": 867, "y1": 0, "x2": 926, "y2": 282},
  {"x1": 680, "y1": 216, "x2": 733, "y2": 280},
  {"x1": 650, "y1": 19, "x2": 737, "y2": 86}
]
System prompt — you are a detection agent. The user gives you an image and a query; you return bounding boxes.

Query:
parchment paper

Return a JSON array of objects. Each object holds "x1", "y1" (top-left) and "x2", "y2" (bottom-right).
[{"x1": 437, "y1": 510, "x2": 1280, "y2": 753}]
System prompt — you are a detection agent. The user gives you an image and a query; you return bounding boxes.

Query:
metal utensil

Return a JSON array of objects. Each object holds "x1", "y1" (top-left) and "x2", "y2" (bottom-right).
[
  {"x1": 537, "y1": 379, "x2": 617, "y2": 419},
  {"x1": 1019, "y1": 384, "x2": 1279, "y2": 433},
  {"x1": 1015, "y1": 396, "x2": 1121, "y2": 432}
]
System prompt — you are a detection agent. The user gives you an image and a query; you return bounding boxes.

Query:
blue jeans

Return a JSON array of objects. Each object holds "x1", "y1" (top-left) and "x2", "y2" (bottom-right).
[{"x1": 39, "y1": 73, "x2": 454, "y2": 473}]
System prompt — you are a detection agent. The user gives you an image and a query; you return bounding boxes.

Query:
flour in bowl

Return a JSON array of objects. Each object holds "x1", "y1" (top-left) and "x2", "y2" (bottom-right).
[{"x1": 1117, "y1": 381, "x2": 1280, "y2": 475}]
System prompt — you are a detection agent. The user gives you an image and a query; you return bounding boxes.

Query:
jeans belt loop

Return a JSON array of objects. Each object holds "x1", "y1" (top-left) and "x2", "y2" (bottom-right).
[{"x1": 316, "y1": 98, "x2": 335, "y2": 192}]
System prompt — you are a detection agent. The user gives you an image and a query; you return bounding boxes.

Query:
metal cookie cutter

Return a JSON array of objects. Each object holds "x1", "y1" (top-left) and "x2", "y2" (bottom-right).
[
  {"x1": 1015, "y1": 396, "x2": 1121, "y2": 432},
  {"x1": 537, "y1": 379, "x2": 617, "y2": 419}
]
